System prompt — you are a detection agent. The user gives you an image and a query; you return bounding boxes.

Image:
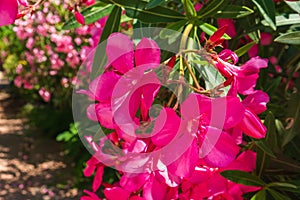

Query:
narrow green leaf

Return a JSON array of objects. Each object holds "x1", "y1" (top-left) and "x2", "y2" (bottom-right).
[
  {"x1": 160, "y1": 20, "x2": 187, "y2": 39},
  {"x1": 91, "y1": 5, "x2": 121, "y2": 79},
  {"x1": 100, "y1": 5, "x2": 122, "y2": 43},
  {"x1": 109, "y1": 0, "x2": 184, "y2": 23},
  {"x1": 251, "y1": 189, "x2": 266, "y2": 200},
  {"x1": 267, "y1": 188, "x2": 291, "y2": 200},
  {"x1": 264, "y1": 111, "x2": 278, "y2": 150},
  {"x1": 253, "y1": 139, "x2": 276, "y2": 158},
  {"x1": 62, "y1": 3, "x2": 112, "y2": 30},
  {"x1": 275, "y1": 119, "x2": 287, "y2": 137},
  {"x1": 267, "y1": 182, "x2": 297, "y2": 189},
  {"x1": 182, "y1": 0, "x2": 196, "y2": 18},
  {"x1": 221, "y1": 170, "x2": 266, "y2": 186},
  {"x1": 215, "y1": 5, "x2": 254, "y2": 19},
  {"x1": 281, "y1": 78, "x2": 300, "y2": 147},
  {"x1": 285, "y1": 0, "x2": 300, "y2": 13},
  {"x1": 265, "y1": 76, "x2": 282, "y2": 94},
  {"x1": 265, "y1": 14, "x2": 300, "y2": 26},
  {"x1": 192, "y1": 57, "x2": 226, "y2": 90},
  {"x1": 252, "y1": 0, "x2": 276, "y2": 30},
  {"x1": 198, "y1": 22, "x2": 231, "y2": 40},
  {"x1": 234, "y1": 41, "x2": 256, "y2": 57},
  {"x1": 145, "y1": 0, "x2": 164, "y2": 9},
  {"x1": 197, "y1": 0, "x2": 227, "y2": 19},
  {"x1": 274, "y1": 31, "x2": 300, "y2": 45}
]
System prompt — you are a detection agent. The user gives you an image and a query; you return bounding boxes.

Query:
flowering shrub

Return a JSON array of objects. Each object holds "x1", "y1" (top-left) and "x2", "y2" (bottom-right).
[
  {"x1": 1, "y1": 0, "x2": 106, "y2": 106},
  {"x1": 1, "y1": 0, "x2": 300, "y2": 199}
]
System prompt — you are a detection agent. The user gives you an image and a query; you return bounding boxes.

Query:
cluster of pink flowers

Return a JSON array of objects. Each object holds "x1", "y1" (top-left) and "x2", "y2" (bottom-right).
[
  {"x1": 10, "y1": 0, "x2": 105, "y2": 102},
  {"x1": 79, "y1": 31, "x2": 269, "y2": 199}
]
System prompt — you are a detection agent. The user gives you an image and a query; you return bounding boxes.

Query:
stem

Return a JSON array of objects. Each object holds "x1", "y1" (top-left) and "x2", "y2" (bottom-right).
[
  {"x1": 179, "y1": 24, "x2": 194, "y2": 76},
  {"x1": 183, "y1": 57, "x2": 201, "y2": 90}
]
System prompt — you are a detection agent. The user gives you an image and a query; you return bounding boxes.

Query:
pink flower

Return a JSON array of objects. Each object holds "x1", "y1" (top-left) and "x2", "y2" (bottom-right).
[
  {"x1": 181, "y1": 150, "x2": 261, "y2": 199},
  {"x1": 17, "y1": 0, "x2": 28, "y2": 7},
  {"x1": 0, "y1": 0, "x2": 18, "y2": 26},
  {"x1": 14, "y1": 76, "x2": 23, "y2": 88},
  {"x1": 214, "y1": 52, "x2": 268, "y2": 95},
  {"x1": 75, "y1": 11, "x2": 85, "y2": 25},
  {"x1": 38, "y1": 87, "x2": 51, "y2": 102},
  {"x1": 79, "y1": 33, "x2": 161, "y2": 133},
  {"x1": 84, "y1": 156, "x2": 104, "y2": 192},
  {"x1": 260, "y1": 32, "x2": 272, "y2": 46},
  {"x1": 248, "y1": 44, "x2": 259, "y2": 58},
  {"x1": 80, "y1": 190, "x2": 101, "y2": 200},
  {"x1": 217, "y1": 19, "x2": 236, "y2": 38}
]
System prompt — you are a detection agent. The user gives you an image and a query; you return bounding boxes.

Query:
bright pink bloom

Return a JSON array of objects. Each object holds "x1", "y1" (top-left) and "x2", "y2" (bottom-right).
[
  {"x1": 17, "y1": 0, "x2": 28, "y2": 6},
  {"x1": 0, "y1": 0, "x2": 18, "y2": 26},
  {"x1": 75, "y1": 11, "x2": 85, "y2": 25},
  {"x1": 79, "y1": 33, "x2": 161, "y2": 133},
  {"x1": 84, "y1": 156, "x2": 104, "y2": 192},
  {"x1": 242, "y1": 90, "x2": 269, "y2": 114},
  {"x1": 38, "y1": 87, "x2": 51, "y2": 102},
  {"x1": 80, "y1": 190, "x2": 101, "y2": 200},
  {"x1": 104, "y1": 187, "x2": 131, "y2": 200},
  {"x1": 218, "y1": 19, "x2": 236, "y2": 38},
  {"x1": 214, "y1": 54, "x2": 268, "y2": 95},
  {"x1": 181, "y1": 150, "x2": 260, "y2": 199},
  {"x1": 260, "y1": 32, "x2": 272, "y2": 46},
  {"x1": 237, "y1": 108, "x2": 267, "y2": 139},
  {"x1": 248, "y1": 44, "x2": 259, "y2": 58}
]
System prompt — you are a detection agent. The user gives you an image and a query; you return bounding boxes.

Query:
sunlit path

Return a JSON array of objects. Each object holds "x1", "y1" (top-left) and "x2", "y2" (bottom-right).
[{"x1": 0, "y1": 74, "x2": 79, "y2": 200}]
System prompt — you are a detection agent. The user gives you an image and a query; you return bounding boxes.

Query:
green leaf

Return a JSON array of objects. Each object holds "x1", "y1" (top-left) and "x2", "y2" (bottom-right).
[
  {"x1": 109, "y1": 0, "x2": 185, "y2": 23},
  {"x1": 252, "y1": 0, "x2": 276, "y2": 30},
  {"x1": 267, "y1": 14, "x2": 300, "y2": 26},
  {"x1": 160, "y1": 20, "x2": 187, "y2": 38},
  {"x1": 221, "y1": 170, "x2": 266, "y2": 186},
  {"x1": 267, "y1": 188, "x2": 291, "y2": 200},
  {"x1": 251, "y1": 189, "x2": 266, "y2": 200},
  {"x1": 100, "y1": 5, "x2": 122, "y2": 43},
  {"x1": 253, "y1": 139, "x2": 276, "y2": 158},
  {"x1": 275, "y1": 119, "x2": 287, "y2": 137},
  {"x1": 281, "y1": 78, "x2": 300, "y2": 147},
  {"x1": 215, "y1": 5, "x2": 254, "y2": 19},
  {"x1": 91, "y1": 5, "x2": 121, "y2": 79},
  {"x1": 285, "y1": 0, "x2": 300, "y2": 13},
  {"x1": 198, "y1": 22, "x2": 231, "y2": 40},
  {"x1": 192, "y1": 58, "x2": 226, "y2": 90},
  {"x1": 145, "y1": 0, "x2": 164, "y2": 9},
  {"x1": 265, "y1": 76, "x2": 282, "y2": 94},
  {"x1": 274, "y1": 31, "x2": 300, "y2": 45},
  {"x1": 264, "y1": 111, "x2": 278, "y2": 150},
  {"x1": 267, "y1": 182, "x2": 297, "y2": 189},
  {"x1": 197, "y1": 0, "x2": 227, "y2": 19},
  {"x1": 235, "y1": 41, "x2": 256, "y2": 57},
  {"x1": 62, "y1": 3, "x2": 112, "y2": 30},
  {"x1": 182, "y1": 0, "x2": 196, "y2": 18}
]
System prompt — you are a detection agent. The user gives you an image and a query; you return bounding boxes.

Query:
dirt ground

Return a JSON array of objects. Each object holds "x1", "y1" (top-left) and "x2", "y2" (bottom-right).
[{"x1": 0, "y1": 73, "x2": 80, "y2": 200}]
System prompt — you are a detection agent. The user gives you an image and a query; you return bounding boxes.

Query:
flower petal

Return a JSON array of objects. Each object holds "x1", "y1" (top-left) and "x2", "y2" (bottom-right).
[
  {"x1": 89, "y1": 71, "x2": 120, "y2": 102},
  {"x1": 151, "y1": 108, "x2": 181, "y2": 146},
  {"x1": 92, "y1": 165, "x2": 104, "y2": 192},
  {"x1": 120, "y1": 173, "x2": 149, "y2": 192},
  {"x1": 0, "y1": 0, "x2": 18, "y2": 26},
  {"x1": 242, "y1": 90, "x2": 269, "y2": 114},
  {"x1": 167, "y1": 139, "x2": 198, "y2": 178},
  {"x1": 106, "y1": 33, "x2": 134, "y2": 74},
  {"x1": 104, "y1": 187, "x2": 131, "y2": 200},
  {"x1": 200, "y1": 127, "x2": 241, "y2": 168},
  {"x1": 238, "y1": 108, "x2": 267, "y2": 139},
  {"x1": 96, "y1": 103, "x2": 114, "y2": 129},
  {"x1": 135, "y1": 38, "x2": 160, "y2": 69}
]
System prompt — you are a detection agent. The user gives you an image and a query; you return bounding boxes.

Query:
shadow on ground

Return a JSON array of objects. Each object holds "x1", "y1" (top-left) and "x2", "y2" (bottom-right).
[{"x1": 0, "y1": 76, "x2": 80, "y2": 200}]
